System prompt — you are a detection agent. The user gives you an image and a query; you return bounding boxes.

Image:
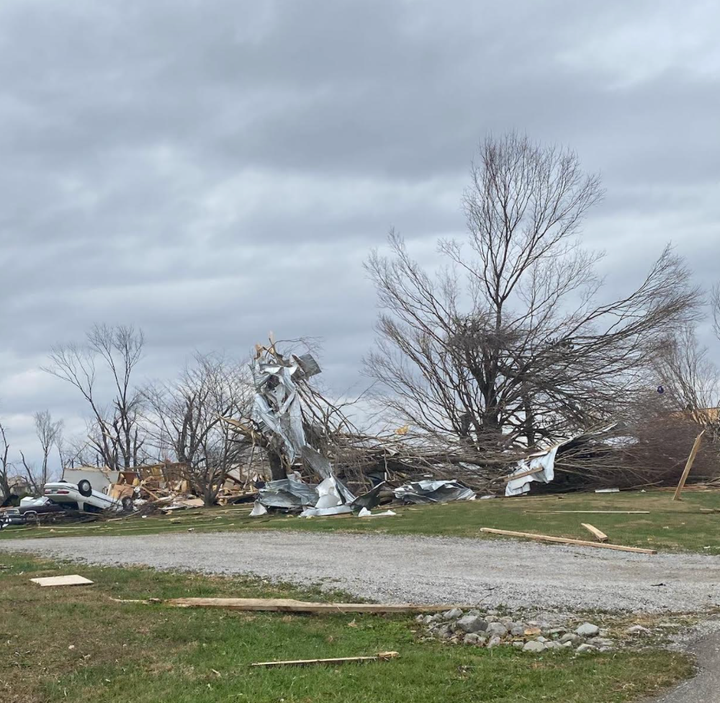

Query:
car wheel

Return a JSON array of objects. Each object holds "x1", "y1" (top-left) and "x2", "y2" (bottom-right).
[
  {"x1": 77, "y1": 480, "x2": 93, "y2": 497},
  {"x1": 23, "y1": 510, "x2": 39, "y2": 523},
  {"x1": 121, "y1": 497, "x2": 134, "y2": 512}
]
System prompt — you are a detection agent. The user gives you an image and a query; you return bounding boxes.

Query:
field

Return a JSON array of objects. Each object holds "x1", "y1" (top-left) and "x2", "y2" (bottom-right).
[
  {"x1": 3, "y1": 488, "x2": 720, "y2": 554},
  {"x1": 0, "y1": 552, "x2": 695, "y2": 703}
]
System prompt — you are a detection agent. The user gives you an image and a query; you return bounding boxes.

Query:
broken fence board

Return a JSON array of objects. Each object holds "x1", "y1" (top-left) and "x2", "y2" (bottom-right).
[
  {"x1": 251, "y1": 651, "x2": 399, "y2": 668},
  {"x1": 112, "y1": 597, "x2": 466, "y2": 614},
  {"x1": 581, "y1": 523, "x2": 608, "y2": 542},
  {"x1": 480, "y1": 528, "x2": 656, "y2": 554},
  {"x1": 31, "y1": 575, "x2": 94, "y2": 587}
]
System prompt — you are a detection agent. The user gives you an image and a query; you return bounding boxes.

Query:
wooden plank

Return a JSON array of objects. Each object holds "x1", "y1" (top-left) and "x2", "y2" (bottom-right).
[
  {"x1": 528, "y1": 511, "x2": 650, "y2": 515},
  {"x1": 30, "y1": 574, "x2": 94, "y2": 587},
  {"x1": 503, "y1": 466, "x2": 544, "y2": 483},
  {"x1": 673, "y1": 431, "x2": 705, "y2": 501},
  {"x1": 251, "y1": 651, "x2": 399, "y2": 668},
  {"x1": 479, "y1": 528, "x2": 656, "y2": 554},
  {"x1": 581, "y1": 523, "x2": 608, "y2": 542},
  {"x1": 111, "y1": 597, "x2": 467, "y2": 614}
]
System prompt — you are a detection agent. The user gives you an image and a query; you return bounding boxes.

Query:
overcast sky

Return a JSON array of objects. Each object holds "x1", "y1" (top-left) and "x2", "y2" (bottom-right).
[{"x1": 1, "y1": 0, "x2": 719, "y2": 468}]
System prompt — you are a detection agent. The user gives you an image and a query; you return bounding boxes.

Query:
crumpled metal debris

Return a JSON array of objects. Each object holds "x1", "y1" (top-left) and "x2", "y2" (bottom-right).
[
  {"x1": 257, "y1": 477, "x2": 319, "y2": 509},
  {"x1": 505, "y1": 446, "x2": 559, "y2": 497},
  {"x1": 251, "y1": 356, "x2": 312, "y2": 465},
  {"x1": 393, "y1": 480, "x2": 475, "y2": 504}
]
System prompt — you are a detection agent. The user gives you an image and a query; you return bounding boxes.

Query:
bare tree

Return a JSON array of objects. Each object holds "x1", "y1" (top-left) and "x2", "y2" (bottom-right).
[
  {"x1": 0, "y1": 422, "x2": 11, "y2": 502},
  {"x1": 366, "y1": 134, "x2": 700, "y2": 455},
  {"x1": 44, "y1": 325, "x2": 147, "y2": 470},
  {"x1": 34, "y1": 410, "x2": 63, "y2": 485},
  {"x1": 144, "y1": 353, "x2": 251, "y2": 505},
  {"x1": 655, "y1": 327, "x2": 720, "y2": 415}
]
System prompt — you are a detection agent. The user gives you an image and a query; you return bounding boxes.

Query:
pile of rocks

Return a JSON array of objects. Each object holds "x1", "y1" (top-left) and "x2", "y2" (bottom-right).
[{"x1": 417, "y1": 609, "x2": 653, "y2": 654}]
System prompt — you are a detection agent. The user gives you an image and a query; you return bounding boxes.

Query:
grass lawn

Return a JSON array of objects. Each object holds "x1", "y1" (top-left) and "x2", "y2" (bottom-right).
[
  {"x1": 3, "y1": 488, "x2": 720, "y2": 554},
  {"x1": 0, "y1": 553, "x2": 695, "y2": 703}
]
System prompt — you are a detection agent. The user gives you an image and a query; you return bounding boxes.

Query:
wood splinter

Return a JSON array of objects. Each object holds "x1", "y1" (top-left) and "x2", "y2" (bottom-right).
[{"x1": 251, "y1": 651, "x2": 399, "y2": 668}]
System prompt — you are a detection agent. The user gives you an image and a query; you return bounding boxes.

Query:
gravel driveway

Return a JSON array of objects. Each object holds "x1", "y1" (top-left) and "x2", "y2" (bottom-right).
[{"x1": 3, "y1": 531, "x2": 720, "y2": 613}]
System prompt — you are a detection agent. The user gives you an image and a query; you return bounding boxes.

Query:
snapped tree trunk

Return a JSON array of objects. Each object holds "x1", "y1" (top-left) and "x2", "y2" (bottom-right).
[{"x1": 268, "y1": 450, "x2": 286, "y2": 481}]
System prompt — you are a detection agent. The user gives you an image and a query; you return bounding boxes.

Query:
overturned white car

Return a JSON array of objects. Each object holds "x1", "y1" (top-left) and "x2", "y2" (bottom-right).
[{"x1": 43, "y1": 479, "x2": 132, "y2": 514}]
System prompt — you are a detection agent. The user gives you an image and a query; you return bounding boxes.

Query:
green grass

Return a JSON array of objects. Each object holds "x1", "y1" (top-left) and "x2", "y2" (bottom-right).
[
  {"x1": 0, "y1": 553, "x2": 695, "y2": 703},
  {"x1": 4, "y1": 489, "x2": 720, "y2": 553}
]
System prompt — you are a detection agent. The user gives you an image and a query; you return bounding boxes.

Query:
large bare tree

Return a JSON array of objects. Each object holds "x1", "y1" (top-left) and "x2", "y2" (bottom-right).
[
  {"x1": 144, "y1": 353, "x2": 251, "y2": 505},
  {"x1": 44, "y1": 325, "x2": 147, "y2": 469},
  {"x1": 366, "y1": 134, "x2": 700, "y2": 454}
]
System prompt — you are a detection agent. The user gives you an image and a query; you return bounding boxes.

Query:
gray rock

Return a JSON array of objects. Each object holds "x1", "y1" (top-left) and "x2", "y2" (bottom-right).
[
  {"x1": 560, "y1": 633, "x2": 582, "y2": 645},
  {"x1": 593, "y1": 638, "x2": 615, "y2": 648},
  {"x1": 513, "y1": 641, "x2": 525, "y2": 649},
  {"x1": 465, "y1": 609, "x2": 481, "y2": 618},
  {"x1": 536, "y1": 636, "x2": 548, "y2": 643},
  {"x1": 435, "y1": 624, "x2": 453, "y2": 638},
  {"x1": 626, "y1": 625, "x2": 651, "y2": 636},
  {"x1": 561, "y1": 640, "x2": 574, "y2": 648},
  {"x1": 487, "y1": 635, "x2": 502, "y2": 648},
  {"x1": 510, "y1": 624, "x2": 526, "y2": 637},
  {"x1": 456, "y1": 615, "x2": 488, "y2": 633},
  {"x1": 442, "y1": 608, "x2": 463, "y2": 620},
  {"x1": 576, "y1": 643, "x2": 597, "y2": 654},
  {"x1": 486, "y1": 622, "x2": 508, "y2": 638},
  {"x1": 415, "y1": 614, "x2": 425, "y2": 623},
  {"x1": 546, "y1": 627, "x2": 567, "y2": 636},
  {"x1": 575, "y1": 622, "x2": 600, "y2": 637},
  {"x1": 523, "y1": 641, "x2": 546, "y2": 653},
  {"x1": 463, "y1": 633, "x2": 485, "y2": 645},
  {"x1": 544, "y1": 641, "x2": 562, "y2": 650}
]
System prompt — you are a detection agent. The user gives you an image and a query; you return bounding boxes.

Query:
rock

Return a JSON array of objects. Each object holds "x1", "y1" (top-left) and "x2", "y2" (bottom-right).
[
  {"x1": 423, "y1": 615, "x2": 435, "y2": 625},
  {"x1": 442, "y1": 608, "x2": 462, "y2": 620},
  {"x1": 575, "y1": 623, "x2": 600, "y2": 637},
  {"x1": 536, "y1": 636, "x2": 548, "y2": 643},
  {"x1": 561, "y1": 641, "x2": 574, "y2": 648},
  {"x1": 465, "y1": 609, "x2": 481, "y2": 618},
  {"x1": 442, "y1": 608, "x2": 463, "y2": 621},
  {"x1": 523, "y1": 641, "x2": 546, "y2": 653},
  {"x1": 456, "y1": 615, "x2": 488, "y2": 634},
  {"x1": 463, "y1": 633, "x2": 485, "y2": 646},
  {"x1": 513, "y1": 641, "x2": 525, "y2": 649},
  {"x1": 592, "y1": 638, "x2": 615, "y2": 649},
  {"x1": 626, "y1": 625, "x2": 651, "y2": 636},
  {"x1": 509, "y1": 623, "x2": 526, "y2": 636},
  {"x1": 560, "y1": 633, "x2": 582, "y2": 645},
  {"x1": 415, "y1": 614, "x2": 426, "y2": 623},
  {"x1": 435, "y1": 624, "x2": 453, "y2": 639},
  {"x1": 576, "y1": 643, "x2": 597, "y2": 654},
  {"x1": 486, "y1": 622, "x2": 508, "y2": 638},
  {"x1": 487, "y1": 635, "x2": 502, "y2": 648},
  {"x1": 546, "y1": 627, "x2": 567, "y2": 637},
  {"x1": 544, "y1": 641, "x2": 562, "y2": 650}
]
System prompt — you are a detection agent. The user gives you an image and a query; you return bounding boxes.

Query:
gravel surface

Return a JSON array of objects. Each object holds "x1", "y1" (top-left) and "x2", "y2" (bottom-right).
[
  {"x1": 649, "y1": 619, "x2": 720, "y2": 702},
  {"x1": 3, "y1": 531, "x2": 720, "y2": 613}
]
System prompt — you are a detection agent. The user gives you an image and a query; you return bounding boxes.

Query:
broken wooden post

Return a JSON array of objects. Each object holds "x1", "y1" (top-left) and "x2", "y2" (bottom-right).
[
  {"x1": 581, "y1": 523, "x2": 608, "y2": 542},
  {"x1": 673, "y1": 430, "x2": 705, "y2": 501},
  {"x1": 479, "y1": 527, "x2": 656, "y2": 554}
]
